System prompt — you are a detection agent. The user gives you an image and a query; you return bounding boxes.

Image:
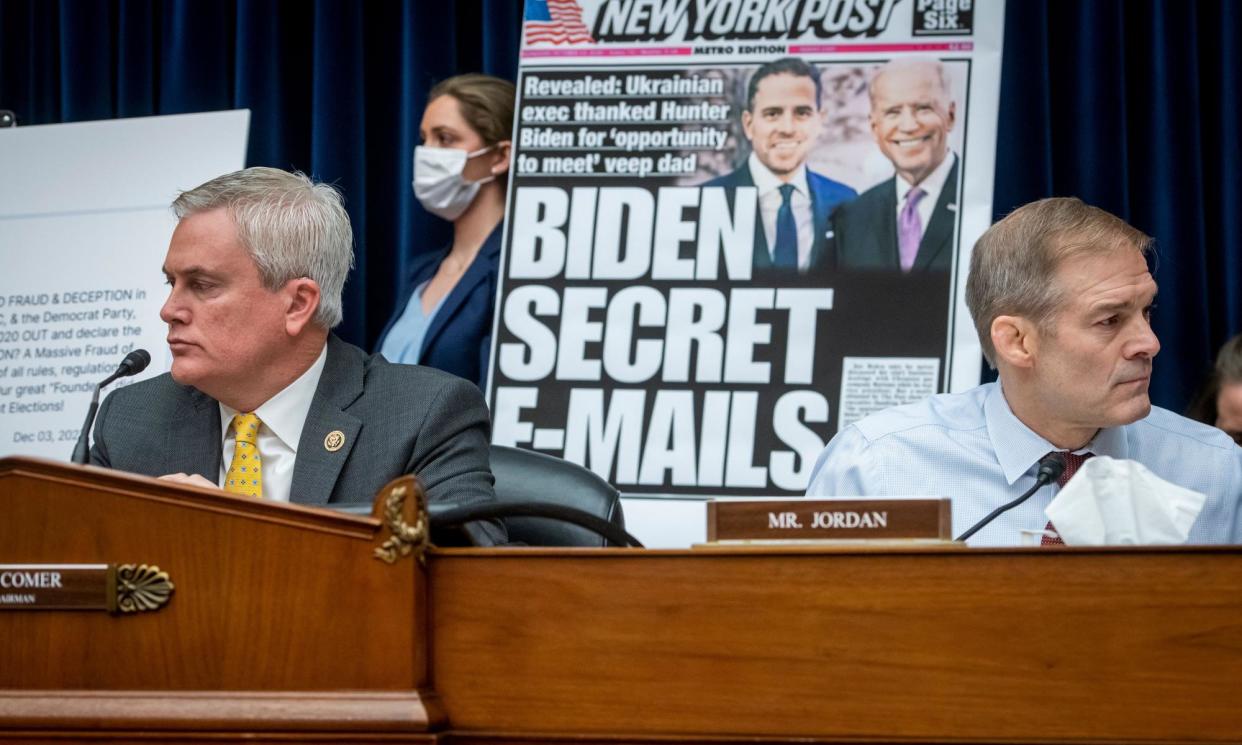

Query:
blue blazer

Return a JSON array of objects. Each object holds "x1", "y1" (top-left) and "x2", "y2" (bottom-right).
[
  {"x1": 705, "y1": 163, "x2": 857, "y2": 271},
  {"x1": 375, "y1": 226, "x2": 502, "y2": 389}
]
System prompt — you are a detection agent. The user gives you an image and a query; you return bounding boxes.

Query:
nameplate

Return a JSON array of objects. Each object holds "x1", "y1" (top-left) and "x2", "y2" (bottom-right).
[
  {"x1": 706, "y1": 499, "x2": 951, "y2": 542},
  {"x1": 0, "y1": 564, "x2": 174, "y2": 613}
]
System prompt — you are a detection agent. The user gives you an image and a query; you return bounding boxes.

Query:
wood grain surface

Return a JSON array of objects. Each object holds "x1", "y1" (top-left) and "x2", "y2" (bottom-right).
[
  {"x1": 429, "y1": 544, "x2": 1242, "y2": 743},
  {"x1": 6, "y1": 457, "x2": 1242, "y2": 744},
  {"x1": 0, "y1": 456, "x2": 439, "y2": 738}
]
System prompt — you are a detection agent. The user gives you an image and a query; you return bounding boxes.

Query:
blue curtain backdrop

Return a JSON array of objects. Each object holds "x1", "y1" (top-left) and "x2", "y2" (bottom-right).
[
  {"x1": 0, "y1": 0, "x2": 522, "y2": 349},
  {"x1": 994, "y1": 0, "x2": 1242, "y2": 409},
  {"x1": 1, "y1": 0, "x2": 1238, "y2": 412}
]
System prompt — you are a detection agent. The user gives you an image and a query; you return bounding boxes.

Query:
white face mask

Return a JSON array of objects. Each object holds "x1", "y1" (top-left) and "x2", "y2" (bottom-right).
[{"x1": 412, "y1": 145, "x2": 495, "y2": 221}]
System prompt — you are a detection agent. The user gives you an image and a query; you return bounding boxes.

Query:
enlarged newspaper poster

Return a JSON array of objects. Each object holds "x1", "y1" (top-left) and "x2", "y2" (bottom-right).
[{"x1": 490, "y1": 0, "x2": 1004, "y2": 497}]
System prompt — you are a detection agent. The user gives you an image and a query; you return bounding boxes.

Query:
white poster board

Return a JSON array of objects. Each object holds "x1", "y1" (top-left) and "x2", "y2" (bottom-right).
[{"x1": 0, "y1": 110, "x2": 250, "y2": 459}]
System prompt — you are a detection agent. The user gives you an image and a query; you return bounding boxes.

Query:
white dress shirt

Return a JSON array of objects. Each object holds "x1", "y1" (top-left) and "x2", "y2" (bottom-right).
[
  {"x1": 749, "y1": 152, "x2": 814, "y2": 270},
  {"x1": 806, "y1": 382, "x2": 1242, "y2": 546},
  {"x1": 217, "y1": 344, "x2": 328, "y2": 502},
  {"x1": 893, "y1": 151, "x2": 957, "y2": 240}
]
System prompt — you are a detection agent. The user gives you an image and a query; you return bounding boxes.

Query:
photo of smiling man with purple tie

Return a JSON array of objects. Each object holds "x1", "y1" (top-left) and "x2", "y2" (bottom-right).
[{"x1": 831, "y1": 57, "x2": 960, "y2": 274}]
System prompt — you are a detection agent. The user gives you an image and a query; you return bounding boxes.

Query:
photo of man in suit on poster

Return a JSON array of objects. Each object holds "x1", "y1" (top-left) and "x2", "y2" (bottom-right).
[
  {"x1": 705, "y1": 57, "x2": 857, "y2": 274},
  {"x1": 831, "y1": 58, "x2": 960, "y2": 274}
]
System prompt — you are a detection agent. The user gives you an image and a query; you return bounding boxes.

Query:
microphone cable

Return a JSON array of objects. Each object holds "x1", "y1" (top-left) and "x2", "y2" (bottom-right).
[{"x1": 955, "y1": 452, "x2": 1067, "y2": 543}]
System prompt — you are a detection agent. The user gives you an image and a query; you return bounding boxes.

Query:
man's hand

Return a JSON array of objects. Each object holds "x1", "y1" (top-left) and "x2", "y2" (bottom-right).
[{"x1": 158, "y1": 473, "x2": 220, "y2": 489}]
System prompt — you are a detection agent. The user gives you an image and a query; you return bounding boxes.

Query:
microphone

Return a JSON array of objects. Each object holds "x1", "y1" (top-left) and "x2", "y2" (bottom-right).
[
  {"x1": 70, "y1": 349, "x2": 152, "y2": 465},
  {"x1": 955, "y1": 452, "x2": 1066, "y2": 543},
  {"x1": 113, "y1": 348, "x2": 151, "y2": 378}
]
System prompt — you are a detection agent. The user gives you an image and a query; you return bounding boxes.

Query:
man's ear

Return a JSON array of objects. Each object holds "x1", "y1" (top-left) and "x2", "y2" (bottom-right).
[
  {"x1": 991, "y1": 314, "x2": 1038, "y2": 369},
  {"x1": 741, "y1": 109, "x2": 754, "y2": 142},
  {"x1": 283, "y1": 278, "x2": 322, "y2": 336}
]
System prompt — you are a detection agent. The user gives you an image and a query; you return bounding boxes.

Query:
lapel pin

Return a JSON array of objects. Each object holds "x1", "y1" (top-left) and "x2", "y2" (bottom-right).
[{"x1": 324, "y1": 430, "x2": 346, "y2": 452}]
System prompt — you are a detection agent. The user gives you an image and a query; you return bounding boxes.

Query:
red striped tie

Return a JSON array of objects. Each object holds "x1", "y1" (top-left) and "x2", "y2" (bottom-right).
[{"x1": 1041, "y1": 452, "x2": 1094, "y2": 545}]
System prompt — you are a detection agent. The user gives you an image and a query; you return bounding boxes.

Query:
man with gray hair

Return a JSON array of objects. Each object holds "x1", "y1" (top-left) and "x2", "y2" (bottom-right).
[
  {"x1": 807, "y1": 198, "x2": 1241, "y2": 545},
  {"x1": 832, "y1": 57, "x2": 959, "y2": 273},
  {"x1": 89, "y1": 167, "x2": 505, "y2": 546}
]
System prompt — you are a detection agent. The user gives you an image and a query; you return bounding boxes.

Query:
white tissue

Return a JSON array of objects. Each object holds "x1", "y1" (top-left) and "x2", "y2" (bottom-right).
[{"x1": 1044, "y1": 456, "x2": 1206, "y2": 546}]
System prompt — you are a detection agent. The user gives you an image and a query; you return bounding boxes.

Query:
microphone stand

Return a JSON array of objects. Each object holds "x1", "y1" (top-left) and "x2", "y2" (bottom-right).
[
  {"x1": 955, "y1": 452, "x2": 1067, "y2": 543},
  {"x1": 69, "y1": 350, "x2": 151, "y2": 465}
]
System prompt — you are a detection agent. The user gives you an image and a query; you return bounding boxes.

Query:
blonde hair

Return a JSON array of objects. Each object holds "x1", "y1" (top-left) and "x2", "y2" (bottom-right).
[{"x1": 428, "y1": 73, "x2": 515, "y2": 147}]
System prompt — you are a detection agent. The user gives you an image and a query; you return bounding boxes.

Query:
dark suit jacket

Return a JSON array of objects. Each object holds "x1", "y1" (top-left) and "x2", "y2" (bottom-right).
[
  {"x1": 705, "y1": 163, "x2": 857, "y2": 271},
  {"x1": 89, "y1": 334, "x2": 505, "y2": 545},
  {"x1": 831, "y1": 157, "x2": 959, "y2": 273},
  {"x1": 375, "y1": 226, "x2": 501, "y2": 389}
]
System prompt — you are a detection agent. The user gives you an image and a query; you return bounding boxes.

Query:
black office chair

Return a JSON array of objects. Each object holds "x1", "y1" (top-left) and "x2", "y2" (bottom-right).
[
  {"x1": 335, "y1": 447, "x2": 635, "y2": 547},
  {"x1": 487, "y1": 445, "x2": 628, "y2": 547}
]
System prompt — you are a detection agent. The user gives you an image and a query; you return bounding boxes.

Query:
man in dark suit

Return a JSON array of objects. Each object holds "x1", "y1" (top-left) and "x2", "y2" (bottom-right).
[
  {"x1": 833, "y1": 58, "x2": 959, "y2": 273},
  {"x1": 89, "y1": 167, "x2": 505, "y2": 546},
  {"x1": 706, "y1": 57, "x2": 856, "y2": 273}
]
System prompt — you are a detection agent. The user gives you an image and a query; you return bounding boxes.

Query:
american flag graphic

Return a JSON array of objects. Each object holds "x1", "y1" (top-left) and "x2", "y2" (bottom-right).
[{"x1": 524, "y1": 0, "x2": 596, "y2": 45}]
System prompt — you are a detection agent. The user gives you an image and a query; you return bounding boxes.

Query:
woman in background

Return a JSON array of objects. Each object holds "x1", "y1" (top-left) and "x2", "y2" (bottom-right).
[
  {"x1": 1187, "y1": 334, "x2": 1242, "y2": 445},
  {"x1": 377, "y1": 74, "x2": 514, "y2": 389}
]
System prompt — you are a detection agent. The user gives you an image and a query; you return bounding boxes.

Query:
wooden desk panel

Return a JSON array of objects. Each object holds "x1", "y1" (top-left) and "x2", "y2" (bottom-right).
[
  {"x1": 429, "y1": 546, "x2": 1242, "y2": 743},
  {"x1": 6, "y1": 455, "x2": 1241, "y2": 744},
  {"x1": 0, "y1": 457, "x2": 440, "y2": 740},
  {"x1": 0, "y1": 459, "x2": 421, "y2": 691}
]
